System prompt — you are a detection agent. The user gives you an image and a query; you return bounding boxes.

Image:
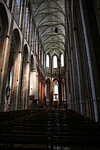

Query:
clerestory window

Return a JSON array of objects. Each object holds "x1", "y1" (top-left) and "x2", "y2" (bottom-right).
[
  {"x1": 46, "y1": 54, "x2": 49, "y2": 67},
  {"x1": 53, "y1": 55, "x2": 57, "y2": 68},
  {"x1": 61, "y1": 54, "x2": 64, "y2": 67}
]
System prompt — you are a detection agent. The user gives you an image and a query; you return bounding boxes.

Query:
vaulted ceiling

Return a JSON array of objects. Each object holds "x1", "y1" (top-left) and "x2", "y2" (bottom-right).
[{"x1": 30, "y1": 0, "x2": 65, "y2": 57}]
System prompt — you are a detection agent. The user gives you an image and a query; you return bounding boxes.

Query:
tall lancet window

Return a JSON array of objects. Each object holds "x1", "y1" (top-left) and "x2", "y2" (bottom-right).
[
  {"x1": 46, "y1": 54, "x2": 49, "y2": 67},
  {"x1": 61, "y1": 54, "x2": 64, "y2": 67},
  {"x1": 53, "y1": 55, "x2": 57, "y2": 68}
]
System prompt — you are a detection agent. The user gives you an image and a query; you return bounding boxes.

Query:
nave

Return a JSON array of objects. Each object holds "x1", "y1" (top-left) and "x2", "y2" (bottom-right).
[
  {"x1": 0, "y1": 109, "x2": 100, "y2": 150},
  {"x1": 0, "y1": 0, "x2": 100, "y2": 149}
]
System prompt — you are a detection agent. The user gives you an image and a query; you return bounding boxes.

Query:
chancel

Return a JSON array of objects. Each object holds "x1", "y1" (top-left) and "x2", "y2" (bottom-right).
[{"x1": 0, "y1": 0, "x2": 100, "y2": 149}]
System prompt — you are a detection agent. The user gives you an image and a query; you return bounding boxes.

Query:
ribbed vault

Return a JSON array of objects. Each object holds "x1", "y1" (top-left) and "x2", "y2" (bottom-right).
[{"x1": 30, "y1": 0, "x2": 65, "y2": 57}]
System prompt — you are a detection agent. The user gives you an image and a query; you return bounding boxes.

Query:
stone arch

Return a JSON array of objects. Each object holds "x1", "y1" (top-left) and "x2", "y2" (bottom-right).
[
  {"x1": 0, "y1": 2, "x2": 8, "y2": 66},
  {"x1": 11, "y1": 28, "x2": 21, "y2": 52},
  {"x1": 21, "y1": 44, "x2": 29, "y2": 109},
  {"x1": 9, "y1": 28, "x2": 21, "y2": 72}
]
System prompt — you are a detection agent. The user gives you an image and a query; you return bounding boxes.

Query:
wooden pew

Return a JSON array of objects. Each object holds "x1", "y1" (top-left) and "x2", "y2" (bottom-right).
[{"x1": 0, "y1": 109, "x2": 100, "y2": 149}]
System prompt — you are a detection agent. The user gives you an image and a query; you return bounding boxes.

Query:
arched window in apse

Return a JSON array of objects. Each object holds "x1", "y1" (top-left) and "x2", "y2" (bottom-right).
[
  {"x1": 53, "y1": 55, "x2": 57, "y2": 68},
  {"x1": 54, "y1": 85, "x2": 58, "y2": 95},
  {"x1": 46, "y1": 54, "x2": 49, "y2": 67}
]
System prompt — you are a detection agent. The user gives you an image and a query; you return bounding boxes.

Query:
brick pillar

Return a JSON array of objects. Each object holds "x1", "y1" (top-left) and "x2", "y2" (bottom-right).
[
  {"x1": 21, "y1": 62, "x2": 30, "y2": 110},
  {"x1": 41, "y1": 78, "x2": 42, "y2": 105},
  {"x1": 25, "y1": 62, "x2": 30, "y2": 109},
  {"x1": 59, "y1": 80, "x2": 62, "y2": 106},
  {"x1": 10, "y1": 51, "x2": 22, "y2": 111},
  {"x1": 41, "y1": 81, "x2": 44, "y2": 105},
  {"x1": 42, "y1": 81, "x2": 45, "y2": 106},
  {"x1": 50, "y1": 80, "x2": 53, "y2": 107},
  {"x1": 0, "y1": 36, "x2": 10, "y2": 111},
  {"x1": 58, "y1": 58, "x2": 62, "y2": 106},
  {"x1": 38, "y1": 77, "x2": 42, "y2": 105},
  {"x1": 43, "y1": 82, "x2": 45, "y2": 104}
]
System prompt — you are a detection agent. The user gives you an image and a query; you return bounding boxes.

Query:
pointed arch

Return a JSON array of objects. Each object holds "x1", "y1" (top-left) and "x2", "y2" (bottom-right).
[{"x1": 8, "y1": 28, "x2": 21, "y2": 111}]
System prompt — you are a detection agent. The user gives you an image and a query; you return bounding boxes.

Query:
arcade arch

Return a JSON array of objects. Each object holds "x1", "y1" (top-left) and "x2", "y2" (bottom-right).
[{"x1": 6, "y1": 29, "x2": 21, "y2": 111}]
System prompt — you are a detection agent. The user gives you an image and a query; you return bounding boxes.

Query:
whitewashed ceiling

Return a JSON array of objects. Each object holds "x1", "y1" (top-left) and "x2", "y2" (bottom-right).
[{"x1": 30, "y1": 0, "x2": 65, "y2": 57}]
